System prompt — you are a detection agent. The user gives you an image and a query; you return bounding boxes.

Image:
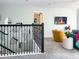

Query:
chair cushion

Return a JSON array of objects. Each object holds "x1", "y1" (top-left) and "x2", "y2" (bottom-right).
[
  {"x1": 75, "y1": 32, "x2": 79, "y2": 48},
  {"x1": 76, "y1": 32, "x2": 79, "y2": 41},
  {"x1": 72, "y1": 30, "x2": 79, "y2": 34},
  {"x1": 76, "y1": 40, "x2": 79, "y2": 48},
  {"x1": 52, "y1": 29, "x2": 65, "y2": 42}
]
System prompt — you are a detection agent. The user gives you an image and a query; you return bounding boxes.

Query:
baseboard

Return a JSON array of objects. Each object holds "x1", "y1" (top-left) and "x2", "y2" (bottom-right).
[{"x1": 44, "y1": 37, "x2": 52, "y2": 39}]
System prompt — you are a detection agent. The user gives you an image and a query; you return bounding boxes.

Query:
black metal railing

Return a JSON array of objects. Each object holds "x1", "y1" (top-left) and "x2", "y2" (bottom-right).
[{"x1": 0, "y1": 23, "x2": 44, "y2": 56}]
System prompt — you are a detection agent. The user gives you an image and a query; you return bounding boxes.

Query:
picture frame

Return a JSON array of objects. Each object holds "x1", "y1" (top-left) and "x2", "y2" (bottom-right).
[{"x1": 54, "y1": 17, "x2": 67, "y2": 25}]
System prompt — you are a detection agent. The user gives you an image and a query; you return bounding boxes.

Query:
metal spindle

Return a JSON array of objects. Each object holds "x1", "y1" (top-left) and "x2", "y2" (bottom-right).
[
  {"x1": 28, "y1": 26, "x2": 30, "y2": 53},
  {"x1": 16, "y1": 26, "x2": 17, "y2": 54},
  {"x1": 4, "y1": 26, "x2": 5, "y2": 55},
  {"x1": 13, "y1": 26, "x2": 15, "y2": 55},
  {"x1": 1, "y1": 26, "x2": 2, "y2": 56},
  {"x1": 26, "y1": 26, "x2": 28, "y2": 53},
  {"x1": 41, "y1": 23, "x2": 44, "y2": 53},
  {"x1": 19, "y1": 26, "x2": 21, "y2": 54},
  {"x1": 33, "y1": 25, "x2": 35, "y2": 53},
  {"x1": 7, "y1": 26, "x2": 8, "y2": 55},
  {"x1": 21, "y1": 26, "x2": 22, "y2": 54},
  {"x1": 18, "y1": 26, "x2": 20, "y2": 54},
  {"x1": 10, "y1": 26, "x2": 11, "y2": 55},
  {"x1": 24, "y1": 26, "x2": 25, "y2": 54},
  {"x1": 0, "y1": 23, "x2": 44, "y2": 56}
]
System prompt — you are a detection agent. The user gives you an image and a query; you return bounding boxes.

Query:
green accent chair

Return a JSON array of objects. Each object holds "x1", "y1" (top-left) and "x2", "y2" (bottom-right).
[{"x1": 71, "y1": 30, "x2": 79, "y2": 49}]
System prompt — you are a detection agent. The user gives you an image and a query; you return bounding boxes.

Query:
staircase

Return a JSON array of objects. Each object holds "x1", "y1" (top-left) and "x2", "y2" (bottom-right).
[
  {"x1": 0, "y1": 23, "x2": 44, "y2": 56},
  {"x1": 0, "y1": 30, "x2": 18, "y2": 54}
]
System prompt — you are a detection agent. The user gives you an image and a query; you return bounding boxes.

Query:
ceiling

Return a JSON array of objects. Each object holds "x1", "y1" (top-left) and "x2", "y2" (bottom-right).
[{"x1": 0, "y1": 0, "x2": 79, "y2": 8}]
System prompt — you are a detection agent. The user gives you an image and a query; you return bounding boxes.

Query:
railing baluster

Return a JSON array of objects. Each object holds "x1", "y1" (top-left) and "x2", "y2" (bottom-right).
[
  {"x1": 41, "y1": 23, "x2": 44, "y2": 53},
  {"x1": 18, "y1": 26, "x2": 20, "y2": 54},
  {"x1": 29, "y1": 26, "x2": 31, "y2": 52},
  {"x1": 21, "y1": 26, "x2": 22, "y2": 54},
  {"x1": 26, "y1": 26, "x2": 28, "y2": 53},
  {"x1": 31, "y1": 26, "x2": 33, "y2": 53},
  {"x1": 17, "y1": 26, "x2": 18, "y2": 54},
  {"x1": 10, "y1": 26, "x2": 11, "y2": 55},
  {"x1": 21, "y1": 26, "x2": 23, "y2": 53},
  {"x1": 7, "y1": 26, "x2": 8, "y2": 55},
  {"x1": 4, "y1": 26, "x2": 5, "y2": 55},
  {"x1": 13, "y1": 26, "x2": 14, "y2": 55},
  {"x1": 24, "y1": 26, "x2": 25, "y2": 54},
  {"x1": 25, "y1": 26, "x2": 27, "y2": 53},
  {"x1": 32, "y1": 27, "x2": 34, "y2": 53},
  {"x1": 39, "y1": 26, "x2": 41, "y2": 52},
  {"x1": 33, "y1": 25, "x2": 35, "y2": 53},
  {"x1": 10, "y1": 26, "x2": 13, "y2": 54},
  {"x1": 32, "y1": 24, "x2": 34, "y2": 53},
  {"x1": 0, "y1": 23, "x2": 44, "y2": 56},
  {"x1": 22, "y1": 26, "x2": 23, "y2": 53},
  {"x1": 34, "y1": 26, "x2": 35, "y2": 53},
  {"x1": 16, "y1": 26, "x2": 17, "y2": 54},
  {"x1": 1, "y1": 26, "x2": 2, "y2": 56},
  {"x1": 28, "y1": 26, "x2": 30, "y2": 53},
  {"x1": 0, "y1": 27, "x2": 1, "y2": 56},
  {"x1": 19, "y1": 26, "x2": 21, "y2": 54},
  {"x1": 37, "y1": 26, "x2": 39, "y2": 53},
  {"x1": 25, "y1": 26, "x2": 28, "y2": 52}
]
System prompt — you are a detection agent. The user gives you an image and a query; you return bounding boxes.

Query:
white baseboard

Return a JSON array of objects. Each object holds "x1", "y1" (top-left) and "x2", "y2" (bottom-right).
[
  {"x1": 0, "y1": 52, "x2": 45, "y2": 57},
  {"x1": 44, "y1": 37, "x2": 52, "y2": 39}
]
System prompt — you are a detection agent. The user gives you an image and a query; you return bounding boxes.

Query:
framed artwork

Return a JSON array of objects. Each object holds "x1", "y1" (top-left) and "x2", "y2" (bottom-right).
[{"x1": 54, "y1": 17, "x2": 67, "y2": 25}]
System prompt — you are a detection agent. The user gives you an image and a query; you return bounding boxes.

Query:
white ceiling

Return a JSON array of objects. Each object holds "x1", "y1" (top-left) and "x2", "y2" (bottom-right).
[{"x1": 0, "y1": 0, "x2": 79, "y2": 8}]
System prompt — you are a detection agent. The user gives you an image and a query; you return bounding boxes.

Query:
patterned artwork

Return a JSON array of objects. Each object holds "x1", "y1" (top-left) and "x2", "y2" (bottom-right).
[{"x1": 54, "y1": 17, "x2": 67, "y2": 24}]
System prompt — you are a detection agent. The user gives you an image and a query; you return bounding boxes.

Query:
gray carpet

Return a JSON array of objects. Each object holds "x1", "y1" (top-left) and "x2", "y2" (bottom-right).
[
  {"x1": 1, "y1": 38, "x2": 79, "y2": 59},
  {"x1": 44, "y1": 38, "x2": 79, "y2": 59}
]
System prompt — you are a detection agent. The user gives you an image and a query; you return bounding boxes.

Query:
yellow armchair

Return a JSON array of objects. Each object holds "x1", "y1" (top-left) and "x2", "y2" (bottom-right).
[{"x1": 52, "y1": 29, "x2": 65, "y2": 42}]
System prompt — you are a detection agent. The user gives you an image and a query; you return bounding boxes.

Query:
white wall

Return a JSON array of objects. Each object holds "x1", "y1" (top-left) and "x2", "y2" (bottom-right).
[
  {"x1": 77, "y1": 10, "x2": 79, "y2": 29},
  {"x1": 0, "y1": 5, "x2": 77, "y2": 37},
  {"x1": 43, "y1": 8, "x2": 77, "y2": 37},
  {"x1": 0, "y1": 6, "x2": 4, "y2": 24},
  {"x1": 0, "y1": 6, "x2": 34, "y2": 24}
]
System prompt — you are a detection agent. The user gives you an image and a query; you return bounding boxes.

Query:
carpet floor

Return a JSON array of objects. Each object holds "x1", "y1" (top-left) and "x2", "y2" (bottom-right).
[{"x1": 1, "y1": 38, "x2": 79, "y2": 59}]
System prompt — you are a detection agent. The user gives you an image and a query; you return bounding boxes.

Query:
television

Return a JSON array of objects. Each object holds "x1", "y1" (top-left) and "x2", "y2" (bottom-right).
[{"x1": 54, "y1": 17, "x2": 67, "y2": 25}]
